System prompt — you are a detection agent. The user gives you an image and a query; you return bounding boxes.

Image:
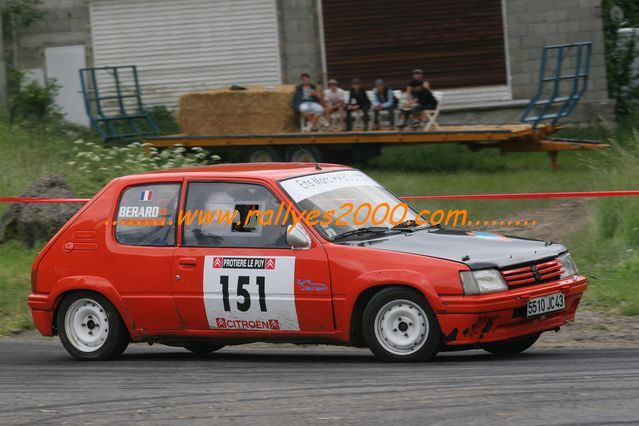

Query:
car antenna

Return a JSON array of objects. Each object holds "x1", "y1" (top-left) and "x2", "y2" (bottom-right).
[{"x1": 296, "y1": 143, "x2": 322, "y2": 170}]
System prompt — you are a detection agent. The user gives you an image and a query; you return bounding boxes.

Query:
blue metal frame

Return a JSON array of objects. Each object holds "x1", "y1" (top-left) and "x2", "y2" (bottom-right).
[
  {"x1": 521, "y1": 42, "x2": 592, "y2": 127},
  {"x1": 79, "y1": 65, "x2": 160, "y2": 141}
]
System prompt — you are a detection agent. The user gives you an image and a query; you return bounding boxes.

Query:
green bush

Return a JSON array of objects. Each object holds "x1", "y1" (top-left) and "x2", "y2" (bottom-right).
[
  {"x1": 146, "y1": 105, "x2": 181, "y2": 134},
  {"x1": 7, "y1": 68, "x2": 62, "y2": 125}
]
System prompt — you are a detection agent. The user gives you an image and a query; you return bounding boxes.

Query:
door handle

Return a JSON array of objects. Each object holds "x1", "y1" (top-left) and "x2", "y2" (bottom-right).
[{"x1": 178, "y1": 257, "x2": 197, "y2": 266}]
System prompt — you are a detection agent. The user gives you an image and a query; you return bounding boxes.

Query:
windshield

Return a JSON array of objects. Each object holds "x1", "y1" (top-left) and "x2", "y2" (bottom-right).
[{"x1": 280, "y1": 170, "x2": 418, "y2": 239}]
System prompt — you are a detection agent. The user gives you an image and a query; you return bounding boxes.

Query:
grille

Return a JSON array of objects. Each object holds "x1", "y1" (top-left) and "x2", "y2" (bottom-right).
[{"x1": 501, "y1": 259, "x2": 564, "y2": 287}]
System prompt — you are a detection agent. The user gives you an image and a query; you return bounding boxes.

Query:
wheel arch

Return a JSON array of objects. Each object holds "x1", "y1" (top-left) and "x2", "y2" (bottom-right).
[
  {"x1": 343, "y1": 270, "x2": 444, "y2": 345},
  {"x1": 50, "y1": 276, "x2": 135, "y2": 337}
]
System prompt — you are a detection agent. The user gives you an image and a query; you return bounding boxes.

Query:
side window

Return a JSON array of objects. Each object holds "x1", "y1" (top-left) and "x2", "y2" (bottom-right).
[
  {"x1": 115, "y1": 183, "x2": 181, "y2": 246},
  {"x1": 183, "y1": 182, "x2": 289, "y2": 248}
]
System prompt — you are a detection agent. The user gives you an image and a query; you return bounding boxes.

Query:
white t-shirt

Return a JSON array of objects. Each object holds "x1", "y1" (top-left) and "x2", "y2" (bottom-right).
[{"x1": 324, "y1": 88, "x2": 345, "y2": 105}]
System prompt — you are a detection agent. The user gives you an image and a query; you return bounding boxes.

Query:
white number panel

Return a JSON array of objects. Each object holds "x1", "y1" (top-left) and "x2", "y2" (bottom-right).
[{"x1": 203, "y1": 256, "x2": 299, "y2": 331}]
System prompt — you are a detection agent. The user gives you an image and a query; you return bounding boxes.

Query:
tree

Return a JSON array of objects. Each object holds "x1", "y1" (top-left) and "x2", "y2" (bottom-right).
[
  {"x1": 602, "y1": 0, "x2": 639, "y2": 118},
  {"x1": 1, "y1": 0, "x2": 44, "y2": 66}
]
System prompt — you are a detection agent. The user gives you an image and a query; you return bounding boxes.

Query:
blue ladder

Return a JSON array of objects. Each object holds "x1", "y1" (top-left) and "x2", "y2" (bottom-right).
[
  {"x1": 79, "y1": 65, "x2": 160, "y2": 141},
  {"x1": 521, "y1": 42, "x2": 592, "y2": 127}
]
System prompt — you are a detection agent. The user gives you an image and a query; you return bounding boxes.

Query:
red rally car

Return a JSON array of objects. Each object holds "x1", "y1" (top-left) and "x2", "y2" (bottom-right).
[{"x1": 28, "y1": 163, "x2": 587, "y2": 361}]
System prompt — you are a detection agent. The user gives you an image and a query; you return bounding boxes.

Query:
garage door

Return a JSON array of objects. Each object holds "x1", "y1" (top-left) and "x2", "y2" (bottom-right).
[
  {"x1": 90, "y1": 0, "x2": 282, "y2": 108},
  {"x1": 322, "y1": 0, "x2": 508, "y2": 91}
]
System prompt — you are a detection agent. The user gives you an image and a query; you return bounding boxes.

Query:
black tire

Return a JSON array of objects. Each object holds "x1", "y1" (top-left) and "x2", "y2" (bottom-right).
[
  {"x1": 482, "y1": 333, "x2": 541, "y2": 356},
  {"x1": 362, "y1": 287, "x2": 441, "y2": 362},
  {"x1": 56, "y1": 291, "x2": 129, "y2": 361},
  {"x1": 246, "y1": 146, "x2": 283, "y2": 163},
  {"x1": 183, "y1": 343, "x2": 225, "y2": 354},
  {"x1": 285, "y1": 145, "x2": 324, "y2": 162}
]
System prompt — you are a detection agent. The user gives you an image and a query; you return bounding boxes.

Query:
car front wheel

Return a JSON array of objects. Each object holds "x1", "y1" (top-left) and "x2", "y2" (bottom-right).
[
  {"x1": 56, "y1": 291, "x2": 129, "y2": 361},
  {"x1": 362, "y1": 287, "x2": 441, "y2": 362}
]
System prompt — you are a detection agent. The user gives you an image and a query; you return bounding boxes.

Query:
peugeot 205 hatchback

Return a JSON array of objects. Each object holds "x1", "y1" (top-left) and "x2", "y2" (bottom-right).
[{"x1": 29, "y1": 163, "x2": 587, "y2": 361}]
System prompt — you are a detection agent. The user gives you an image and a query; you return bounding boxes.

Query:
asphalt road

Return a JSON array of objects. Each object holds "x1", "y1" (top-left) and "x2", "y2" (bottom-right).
[{"x1": 1, "y1": 339, "x2": 638, "y2": 425}]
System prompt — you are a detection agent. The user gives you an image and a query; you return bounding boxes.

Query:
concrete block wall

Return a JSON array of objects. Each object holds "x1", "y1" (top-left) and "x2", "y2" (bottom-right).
[
  {"x1": 277, "y1": 0, "x2": 322, "y2": 85},
  {"x1": 504, "y1": 0, "x2": 611, "y2": 108},
  {"x1": 15, "y1": 0, "x2": 91, "y2": 70}
]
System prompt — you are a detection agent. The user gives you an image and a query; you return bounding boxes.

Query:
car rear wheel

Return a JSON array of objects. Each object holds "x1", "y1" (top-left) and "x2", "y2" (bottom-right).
[
  {"x1": 362, "y1": 287, "x2": 440, "y2": 362},
  {"x1": 482, "y1": 333, "x2": 541, "y2": 356},
  {"x1": 56, "y1": 291, "x2": 129, "y2": 361},
  {"x1": 183, "y1": 343, "x2": 225, "y2": 354}
]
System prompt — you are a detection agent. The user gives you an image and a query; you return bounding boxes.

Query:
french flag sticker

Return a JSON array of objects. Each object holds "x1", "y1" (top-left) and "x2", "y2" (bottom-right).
[{"x1": 139, "y1": 190, "x2": 153, "y2": 202}]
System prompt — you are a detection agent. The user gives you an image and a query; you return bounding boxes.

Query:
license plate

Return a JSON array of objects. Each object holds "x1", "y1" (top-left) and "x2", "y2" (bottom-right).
[{"x1": 526, "y1": 293, "x2": 565, "y2": 317}]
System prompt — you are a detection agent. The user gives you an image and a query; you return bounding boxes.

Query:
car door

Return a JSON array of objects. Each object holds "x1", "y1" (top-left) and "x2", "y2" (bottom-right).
[
  {"x1": 107, "y1": 181, "x2": 183, "y2": 330},
  {"x1": 171, "y1": 180, "x2": 334, "y2": 334}
]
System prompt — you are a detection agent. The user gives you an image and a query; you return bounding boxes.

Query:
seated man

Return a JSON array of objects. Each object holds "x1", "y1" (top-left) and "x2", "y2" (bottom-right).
[
  {"x1": 324, "y1": 79, "x2": 346, "y2": 131},
  {"x1": 400, "y1": 80, "x2": 438, "y2": 129},
  {"x1": 293, "y1": 72, "x2": 324, "y2": 131},
  {"x1": 406, "y1": 68, "x2": 432, "y2": 96},
  {"x1": 346, "y1": 78, "x2": 371, "y2": 131},
  {"x1": 371, "y1": 79, "x2": 397, "y2": 130}
]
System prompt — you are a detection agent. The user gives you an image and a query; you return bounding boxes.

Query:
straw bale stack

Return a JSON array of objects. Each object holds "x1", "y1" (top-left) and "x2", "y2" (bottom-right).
[{"x1": 177, "y1": 85, "x2": 298, "y2": 135}]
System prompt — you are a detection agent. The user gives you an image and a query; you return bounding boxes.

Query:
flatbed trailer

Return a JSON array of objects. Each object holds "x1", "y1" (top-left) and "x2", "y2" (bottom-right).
[{"x1": 143, "y1": 123, "x2": 609, "y2": 169}]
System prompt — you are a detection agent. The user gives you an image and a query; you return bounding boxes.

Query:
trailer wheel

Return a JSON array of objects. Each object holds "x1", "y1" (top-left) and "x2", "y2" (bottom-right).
[
  {"x1": 285, "y1": 145, "x2": 323, "y2": 162},
  {"x1": 246, "y1": 146, "x2": 282, "y2": 162}
]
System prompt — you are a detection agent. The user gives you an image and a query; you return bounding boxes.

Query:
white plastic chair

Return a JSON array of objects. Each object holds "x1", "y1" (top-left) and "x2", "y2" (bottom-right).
[
  {"x1": 300, "y1": 115, "x2": 313, "y2": 133},
  {"x1": 422, "y1": 90, "x2": 444, "y2": 132}
]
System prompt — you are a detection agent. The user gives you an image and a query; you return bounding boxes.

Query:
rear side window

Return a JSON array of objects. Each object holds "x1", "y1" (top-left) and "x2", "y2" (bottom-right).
[{"x1": 115, "y1": 183, "x2": 181, "y2": 246}]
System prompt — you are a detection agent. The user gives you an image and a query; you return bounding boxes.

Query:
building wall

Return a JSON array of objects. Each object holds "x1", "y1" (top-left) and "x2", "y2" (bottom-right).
[
  {"x1": 504, "y1": 0, "x2": 610, "y2": 103},
  {"x1": 14, "y1": 0, "x2": 612, "y2": 123},
  {"x1": 15, "y1": 0, "x2": 91, "y2": 72},
  {"x1": 277, "y1": 0, "x2": 322, "y2": 85}
]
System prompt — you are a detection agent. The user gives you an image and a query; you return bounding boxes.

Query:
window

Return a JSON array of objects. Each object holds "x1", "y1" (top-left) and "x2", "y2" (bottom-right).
[
  {"x1": 115, "y1": 183, "x2": 181, "y2": 246},
  {"x1": 183, "y1": 182, "x2": 289, "y2": 248}
]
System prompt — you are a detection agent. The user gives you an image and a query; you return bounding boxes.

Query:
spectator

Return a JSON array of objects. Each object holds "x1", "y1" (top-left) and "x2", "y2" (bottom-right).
[
  {"x1": 346, "y1": 78, "x2": 371, "y2": 131},
  {"x1": 406, "y1": 68, "x2": 431, "y2": 97},
  {"x1": 371, "y1": 78, "x2": 397, "y2": 129},
  {"x1": 324, "y1": 78, "x2": 346, "y2": 131},
  {"x1": 400, "y1": 80, "x2": 438, "y2": 129},
  {"x1": 293, "y1": 73, "x2": 324, "y2": 131}
]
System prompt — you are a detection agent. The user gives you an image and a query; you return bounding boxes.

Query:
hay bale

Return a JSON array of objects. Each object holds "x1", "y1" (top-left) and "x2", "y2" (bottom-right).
[{"x1": 178, "y1": 85, "x2": 298, "y2": 135}]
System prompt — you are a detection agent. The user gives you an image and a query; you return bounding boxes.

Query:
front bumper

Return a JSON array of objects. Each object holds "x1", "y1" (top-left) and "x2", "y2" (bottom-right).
[
  {"x1": 437, "y1": 274, "x2": 587, "y2": 346},
  {"x1": 28, "y1": 293, "x2": 54, "y2": 336}
]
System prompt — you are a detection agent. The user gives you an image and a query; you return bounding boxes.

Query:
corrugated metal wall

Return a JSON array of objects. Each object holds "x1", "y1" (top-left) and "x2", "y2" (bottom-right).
[
  {"x1": 322, "y1": 0, "x2": 507, "y2": 90},
  {"x1": 90, "y1": 0, "x2": 282, "y2": 109}
]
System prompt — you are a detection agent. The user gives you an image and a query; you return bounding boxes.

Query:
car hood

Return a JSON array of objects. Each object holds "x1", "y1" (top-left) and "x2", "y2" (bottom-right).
[{"x1": 347, "y1": 228, "x2": 566, "y2": 270}]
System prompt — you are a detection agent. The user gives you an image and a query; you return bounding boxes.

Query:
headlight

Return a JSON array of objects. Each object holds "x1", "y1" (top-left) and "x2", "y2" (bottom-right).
[
  {"x1": 558, "y1": 253, "x2": 578, "y2": 278},
  {"x1": 459, "y1": 269, "x2": 508, "y2": 295}
]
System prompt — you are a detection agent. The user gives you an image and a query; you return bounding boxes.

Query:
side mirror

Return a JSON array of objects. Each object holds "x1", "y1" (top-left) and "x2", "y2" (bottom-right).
[{"x1": 286, "y1": 224, "x2": 311, "y2": 249}]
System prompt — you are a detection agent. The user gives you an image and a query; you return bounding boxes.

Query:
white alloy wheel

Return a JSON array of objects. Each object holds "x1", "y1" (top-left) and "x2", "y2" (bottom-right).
[
  {"x1": 64, "y1": 298, "x2": 110, "y2": 352},
  {"x1": 374, "y1": 299, "x2": 429, "y2": 356}
]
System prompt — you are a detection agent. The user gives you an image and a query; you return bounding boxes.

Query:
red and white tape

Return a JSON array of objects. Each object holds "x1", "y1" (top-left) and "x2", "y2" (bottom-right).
[{"x1": 1, "y1": 190, "x2": 639, "y2": 204}]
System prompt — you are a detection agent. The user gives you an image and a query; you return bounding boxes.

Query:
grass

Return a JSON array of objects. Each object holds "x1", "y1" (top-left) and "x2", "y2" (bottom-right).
[
  {"x1": 567, "y1": 135, "x2": 639, "y2": 315},
  {"x1": 0, "y1": 242, "x2": 42, "y2": 334},
  {"x1": 366, "y1": 144, "x2": 611, "y2": 220}
]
